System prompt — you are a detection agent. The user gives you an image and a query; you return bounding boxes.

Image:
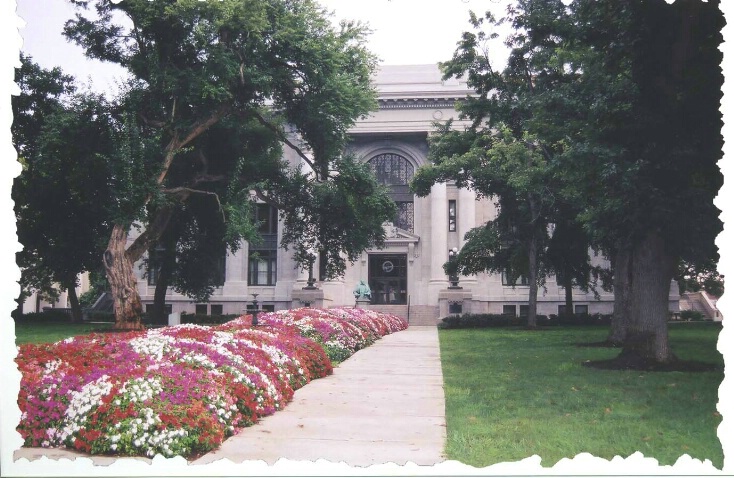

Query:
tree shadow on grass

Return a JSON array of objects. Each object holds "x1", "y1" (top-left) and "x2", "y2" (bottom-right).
[{"x1": 576, "y1": 342, "x2": 719, "y2": 372}]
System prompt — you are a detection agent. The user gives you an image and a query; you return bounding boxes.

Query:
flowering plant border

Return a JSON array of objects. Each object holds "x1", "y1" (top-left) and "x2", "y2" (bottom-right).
[{"x1": 16, "y1": 308, "x2": 407, "y2": 459}]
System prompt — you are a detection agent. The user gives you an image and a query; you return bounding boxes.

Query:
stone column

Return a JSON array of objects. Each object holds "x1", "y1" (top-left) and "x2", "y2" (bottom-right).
[{"x1": 430, "y1": 182, "x2": 448, "y2": 283}]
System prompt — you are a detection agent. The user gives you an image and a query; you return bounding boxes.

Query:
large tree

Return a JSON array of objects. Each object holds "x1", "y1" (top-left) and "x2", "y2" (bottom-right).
[
  {"x1": 430, "y1": 0, "x2": 722, "y2": 363},
  {"x1": 13, "y1": 55, "x2": 116, "y2": 322},
  {"x1": 63, "y1": 0, "x2": 393, "y2": 330}
]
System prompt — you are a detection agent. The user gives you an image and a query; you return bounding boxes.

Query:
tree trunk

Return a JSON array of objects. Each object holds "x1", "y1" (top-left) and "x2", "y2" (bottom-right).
[
  {"x1": 607, "y1": 248, "x2": 632, "y2": 345},
  {"x1": 64, "y1": 281, "x2": 83, "y2": 323},
  {"x1": 526, "y1": 231, "x2": 539, "y2": 328},
  {"x1": 151, "y1": 249, "x2": 174, "y2": 324},
  {"x1": 563, "y1": 268, "x2": 574, "y2": 316},
  {"x1": 103, "y1": 224, "x2": 145, "y2": 331},
  {"x1": 618, "y1": 231, "x2": 676, "y2": 363}
]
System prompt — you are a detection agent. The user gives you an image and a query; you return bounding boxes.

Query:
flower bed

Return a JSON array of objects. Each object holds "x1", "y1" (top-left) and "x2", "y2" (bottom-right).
[{"x1": 16, "y1": 308, "x2": 407, "y2": 458}]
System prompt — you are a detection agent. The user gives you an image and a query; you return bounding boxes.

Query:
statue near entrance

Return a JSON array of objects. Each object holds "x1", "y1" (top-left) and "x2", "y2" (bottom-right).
[{"x1": 353, "y1": 280, "x2": 372, "y2": 303}]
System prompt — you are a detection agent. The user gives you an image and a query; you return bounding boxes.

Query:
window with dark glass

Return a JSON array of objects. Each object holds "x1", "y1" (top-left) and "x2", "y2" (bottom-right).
[
  {"x1": 448, "y1": 200, "x2": 457, "y2": 232},
  {"x1": 519, "y1": 305, "x2": 529, "y2": 318},
  {"x1": 210, "y1": 304, "x2": 223, "y2": 316},
  {"x1": 574, "y1": 304, "x2": 589, "y2": 315},
  {"x1": 248, "y1": 204, "x2": 278, "y2": 286},
  {"x1": 502, "y1": 305, "x2": 517, "y2": 317},
  {"x1": 502, "y1": 270, "x2": 529, "y2": 286},
  {"x1": 213, "y1": 250, "x2": 226, "y2": 287},
  {"x1": 367, "y1": 153, "x2": 415, "y2": 233},
  {"x1": 147, "y1": 246, "x2": 165, "y2": 286},
  {"x1": 195, "y1": 304, "x2": 208, "y2": 315}
]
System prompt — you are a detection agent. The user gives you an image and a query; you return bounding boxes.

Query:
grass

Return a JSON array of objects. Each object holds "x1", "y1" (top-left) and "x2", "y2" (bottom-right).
[
  {"x1": 14, "y1": 321, "x2": 115, "y2": 345},
  {"x1": 438, "y1": 323, "x2": 724, "y2": 468}
]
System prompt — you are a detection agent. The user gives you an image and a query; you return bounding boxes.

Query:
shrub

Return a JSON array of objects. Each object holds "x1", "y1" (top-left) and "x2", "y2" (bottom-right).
[
  {"x1": 181, "y1": 313, "x2": 240, "y2": 325},
  {"x1": 14, "y1": 310, "x2": 72, "y2": 323},
  {"x1": 680, "y1": 310, "x2": 705, "y2": 321},
  {"x1": 439, "y1": 312, "x2": 611, "y2": 329}
]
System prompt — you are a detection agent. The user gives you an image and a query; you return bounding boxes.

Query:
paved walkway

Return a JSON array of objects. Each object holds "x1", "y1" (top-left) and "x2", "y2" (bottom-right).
[
  {"x1": 192, "y1": 326, "x2": 446, "y2": 467},
  {"x1": 13, "y1": 326, "x2": 446, "y2": 468}
]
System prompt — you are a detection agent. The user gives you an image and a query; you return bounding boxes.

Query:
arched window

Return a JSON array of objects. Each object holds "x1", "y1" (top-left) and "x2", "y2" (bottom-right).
[{"x1": 367, "y1": 153, "x2": 415, "y2": 232}]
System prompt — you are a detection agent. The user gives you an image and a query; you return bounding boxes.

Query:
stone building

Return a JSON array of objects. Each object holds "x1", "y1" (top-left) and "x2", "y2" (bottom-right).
[{"x1": 132, "y1": 64, "x2": 680, "y2": 325}]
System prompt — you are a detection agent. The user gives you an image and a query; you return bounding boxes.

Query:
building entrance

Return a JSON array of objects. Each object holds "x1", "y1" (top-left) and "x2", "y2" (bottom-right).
[{"x1": 368, "y1": 254, "x2": 408, "y2": 305}]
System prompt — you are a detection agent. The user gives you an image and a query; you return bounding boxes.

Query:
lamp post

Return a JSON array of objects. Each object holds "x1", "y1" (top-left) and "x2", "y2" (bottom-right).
[
  {"x1": 251, "y1": 293, "x2": 260, "y2": 326},
  {"x1": 448, "y1": 247, "x2": 462, "y2": 289}
]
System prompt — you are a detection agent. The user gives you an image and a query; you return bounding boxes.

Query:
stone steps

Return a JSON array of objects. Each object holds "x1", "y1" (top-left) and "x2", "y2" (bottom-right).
[{"x1": 360, "y1": 304, "x2": 440, "y2": 326}]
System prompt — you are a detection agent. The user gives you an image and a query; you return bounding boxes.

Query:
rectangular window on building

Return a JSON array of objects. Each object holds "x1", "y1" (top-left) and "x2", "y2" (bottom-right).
[
  {"x1": 248, "y1": 250, "x2": 277, "y2": 286},
  {"x1": 248, "y1": 204, "x2": 278, "y2": 286},
  {"x1": 195, "y1": 304, "x2": 208, "y2": 315},
  {"x1": 210, "y1": 304, "x2": 223, "y2": 316},
  {"x1": 574, "y1": 304, "x2": 589, "y2": 315},
  {"x1": 502, "y1": 270, "x2": 529, "y2": 286},
  {"x1": 519, "y1": 305, "x2": 529, "y2": 318},
  {"x1": 502, "y1": 305, "x2": 517, "y2": 317},
  {"x1": 214, "y1": 250, "x2": 226, "y2": 287},
  {"x1": 558, "y1": 305, "x2": 568, "y2": 316},
  {"x1": 448, "y1": 200, "x2": 457, "y2": 232},
  {"x1": 147, "y1": 247, "x2": 165, "y2": 286}
]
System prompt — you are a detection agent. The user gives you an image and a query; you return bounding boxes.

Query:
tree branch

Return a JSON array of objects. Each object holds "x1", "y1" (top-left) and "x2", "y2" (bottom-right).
[
  {"x1": 156, "y1": 103, "x2": 231, "y2": 185},
  {"x1": 250, "y1": 109, "x2": 319, "y2": 174}
]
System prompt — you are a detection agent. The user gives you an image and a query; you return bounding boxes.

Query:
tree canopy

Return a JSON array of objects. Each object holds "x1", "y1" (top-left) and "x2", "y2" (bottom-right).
[
  {"x1": 414, "y1": 0, "x2": 723, "y2": 362},
  {"x1": 56, "y1": 0, "x2": 394, "y2": 329}
]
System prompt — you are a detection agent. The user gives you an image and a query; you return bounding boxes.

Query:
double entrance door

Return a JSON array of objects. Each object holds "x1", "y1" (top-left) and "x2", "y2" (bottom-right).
[{"x1": 368, "y1": 254, "x2": 407, "y2": 305}]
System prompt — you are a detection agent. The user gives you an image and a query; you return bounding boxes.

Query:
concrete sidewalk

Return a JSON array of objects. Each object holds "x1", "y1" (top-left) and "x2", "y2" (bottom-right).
[
  {"x1": 192, "y1": 326, "x2": 447, "y2": 467},
  {"x1": 13, "y1": 326, "x2": 446, "y2": 468}
]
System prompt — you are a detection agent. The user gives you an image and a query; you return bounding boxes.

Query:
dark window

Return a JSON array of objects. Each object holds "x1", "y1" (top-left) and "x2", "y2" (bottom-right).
[
  {"x1": 214, "y1": 250, "x2": 226, "y2": 287},
  {"x1": 368, "y1": 153, "x2": 415, "y2": 233},
  {"x1": 558, "y1": 305, "x2": 568, "y2": 315},
  {"x1": 248, "y1": 249, "x2": 277, "y2": 286},
  {"x1": 502, "y1": 305, "x2": 517, "y2": 317},
  {"x1": 256, "y1": 203, "x2": 278, "y2": 235},
  {"x1": 574, "y1": 304, "x2": 589, "y2": 315},
  {"x1": 249, "y1": 204, "x2": 278, "y2": 286},
  {"x1": 145, "y1": 304, "x2": 172, "y2": 315},
  {"x1": 502, "y1": 270, "x2": 529, "y2": 286},
  {"x1": 367, "y1": 153, "x2": 415, "y2": 186},
  {"x1": 210, "y1": 304, "x2": 223, "y2": 316},
  {"x1": 195, "y1": 304, "x2": 208, "y2": 315},
  {"x1": 448, "y1": 200, "x2": 457, "y2": 232},
  {"x1": 147, "y1": 246, "x2": 165, "y2": 286},
  {"x1": 395, "y1": 201, "x2": 414, "y2": 233},
  {"x1": 519, "y1": 305, "x2": 529, "y2": 318}
]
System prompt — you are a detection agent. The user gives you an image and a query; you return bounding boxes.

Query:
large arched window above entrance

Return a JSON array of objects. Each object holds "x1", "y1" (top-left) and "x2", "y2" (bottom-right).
[{"x1": 367, "y1": 153, "x2": 415, "y2": 232}]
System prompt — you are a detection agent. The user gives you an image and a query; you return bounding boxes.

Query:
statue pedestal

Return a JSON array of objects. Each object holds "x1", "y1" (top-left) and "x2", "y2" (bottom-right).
[
  {"x1": 355, "y1": 299, "x2": 371, "y2": 309},
  {"x1": 291, "y1": 288, "x2": 324, "y2": 308},
  {"x1": 438, "y1": 288, "x2": 473, "y2": 318}
]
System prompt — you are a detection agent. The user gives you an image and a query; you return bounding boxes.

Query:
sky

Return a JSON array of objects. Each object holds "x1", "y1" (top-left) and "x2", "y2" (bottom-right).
[
  {"x1": 2, "y1": 0, "x2": 734, "y2": 475},
  {"x1": 13, "y1": 0, "x2": 513, "y2": 94}
]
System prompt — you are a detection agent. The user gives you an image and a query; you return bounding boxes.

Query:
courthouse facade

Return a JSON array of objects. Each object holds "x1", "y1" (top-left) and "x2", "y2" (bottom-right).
[{"x1": 131, "y1": 64, "x2": 678, "y2": 324}]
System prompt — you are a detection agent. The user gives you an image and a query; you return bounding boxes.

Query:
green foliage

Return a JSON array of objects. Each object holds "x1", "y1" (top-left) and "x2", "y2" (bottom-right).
[
  {"x1": 60, "y1": 0, "x2": 387, "y2": 297},
  {"x1": 438, "y1": 312, "x2": 611, "y2": 329},
  {"x1": 274, "y1": 155, "x2": 396, "y2": 279},
  {"x1": 180, "y1": 313, "x2": 239, "y2": 325},
  {"x1": 680, "y1": 310, "x2": 705, "y2": 322},
  {"x1": 13, "y1": 310, "x2": 73, "y2": 323},
  {"x1": 13, "y1": 56, "x2": 117, "y2": 304}
]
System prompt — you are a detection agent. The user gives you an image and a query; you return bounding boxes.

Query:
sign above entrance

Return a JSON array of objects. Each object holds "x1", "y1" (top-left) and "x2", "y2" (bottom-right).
[{"x1": 382, "y1": 260, "x2": 394, "y2": 273}]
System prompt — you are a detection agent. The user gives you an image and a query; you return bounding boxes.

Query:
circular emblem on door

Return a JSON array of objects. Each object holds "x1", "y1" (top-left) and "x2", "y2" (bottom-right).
[{"x1": 382, "y1": 260, "x2": 394, "y2": 273}]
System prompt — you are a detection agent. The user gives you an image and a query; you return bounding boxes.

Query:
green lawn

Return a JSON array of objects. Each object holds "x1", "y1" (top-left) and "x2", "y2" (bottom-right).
[
  {"x1": 439, "y1": 323, "x2": 723, "y2": 468},
  {"x1": 14, "y1": 321, "x2": 114, "y2": 345}
]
